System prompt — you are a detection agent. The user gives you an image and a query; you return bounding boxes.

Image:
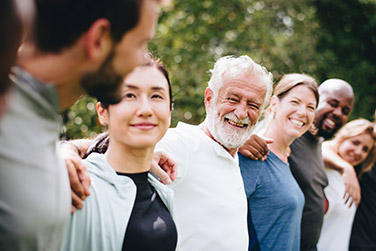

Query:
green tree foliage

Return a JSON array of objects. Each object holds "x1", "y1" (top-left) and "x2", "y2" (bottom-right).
[
  {"x1": 63, "y1": 0, "x2": 376, "y2": 139},
  {"x1": 311, "y1": 0, "x2": 376, "y2": 120}
]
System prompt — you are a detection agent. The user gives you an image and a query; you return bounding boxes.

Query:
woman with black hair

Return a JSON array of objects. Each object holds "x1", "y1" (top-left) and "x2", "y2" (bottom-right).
[{"x1": 61, "y1": 60, "x2": 177, "y2": 251}]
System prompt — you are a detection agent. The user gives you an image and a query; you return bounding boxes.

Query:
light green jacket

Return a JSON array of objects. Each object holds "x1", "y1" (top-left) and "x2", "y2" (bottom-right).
[{"x1": 61, "y1": 153, "x2": 174, "y2": 251}]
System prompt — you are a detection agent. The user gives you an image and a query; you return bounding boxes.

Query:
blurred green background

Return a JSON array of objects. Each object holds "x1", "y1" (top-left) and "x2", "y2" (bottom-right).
[{"x1": 61, "y1": 0, "x2": 376, "y2": 139}]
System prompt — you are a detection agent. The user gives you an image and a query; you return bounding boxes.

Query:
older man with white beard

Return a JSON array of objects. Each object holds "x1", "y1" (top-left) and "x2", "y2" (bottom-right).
[{"x1": 156, "y1": 55, "x2": 273, "y2": 251}]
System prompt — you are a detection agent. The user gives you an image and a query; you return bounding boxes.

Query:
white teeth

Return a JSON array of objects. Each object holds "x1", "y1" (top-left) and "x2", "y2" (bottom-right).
[
  {"x1": 290, "y1": 119, "x2": 304, "y2": 127},
  {"x1": 326, "y1": 119, "x2": 335, "y2": 127}
]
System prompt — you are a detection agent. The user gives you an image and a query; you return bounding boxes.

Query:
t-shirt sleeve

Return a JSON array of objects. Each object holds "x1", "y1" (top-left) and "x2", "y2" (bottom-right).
[
  {"x1": 239, "y1": 153, "x2": 264, "y2": 197},
  {"x1": 156, "y1": 128, "x2": 189, "y2": 187}
]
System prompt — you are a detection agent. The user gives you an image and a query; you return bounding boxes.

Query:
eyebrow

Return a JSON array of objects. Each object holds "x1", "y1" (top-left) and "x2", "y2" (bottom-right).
[
  {"x1": 227, "y1": 92, "x2": 263, "y2": 106},
  {"x1": 292, "y1": 96, "x2": 316, "y2": 106},
  {"x1": 125, "y1": 84, "x2": 166, "y2": 91}
]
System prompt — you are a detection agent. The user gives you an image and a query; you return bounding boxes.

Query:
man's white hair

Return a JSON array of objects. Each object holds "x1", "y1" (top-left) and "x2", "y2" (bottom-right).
[{"x1": 207, "y1": 55, "x2": 273, "y2": 114}]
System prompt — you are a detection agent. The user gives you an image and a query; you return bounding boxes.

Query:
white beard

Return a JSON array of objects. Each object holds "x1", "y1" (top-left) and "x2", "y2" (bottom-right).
[{"x1": 205, "y1": 102, "x2": 255, "y2": 149}]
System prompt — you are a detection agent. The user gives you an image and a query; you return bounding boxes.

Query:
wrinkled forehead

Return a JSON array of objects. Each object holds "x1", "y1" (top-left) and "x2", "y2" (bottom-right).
[{"x1": 221, "y1": 71, "x2": 267, "y2": 101}]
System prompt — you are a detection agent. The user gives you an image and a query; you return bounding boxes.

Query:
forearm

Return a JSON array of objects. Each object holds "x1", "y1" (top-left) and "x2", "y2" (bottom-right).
[
  {"x1": 322, "y1": 141, "x2": 351, "y2": 173},
  {"x1": 59, "y1": 139, "x2": 93, "y2": 158}
]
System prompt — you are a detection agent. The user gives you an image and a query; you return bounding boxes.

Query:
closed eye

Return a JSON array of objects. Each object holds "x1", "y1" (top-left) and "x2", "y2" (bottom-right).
[
  {"x1": 248, "y1": 102, "x2": 260, "y2": 110},
  {"x1": 308, "y1": 105, "x2": 316, "y2": 111},
  {"x1": 152, "y1": 94, "x2": 164, "y2": 99},
  {"x1": 228, "y1": 98, "x2": 239, "y2": 103},
  {"x1": 290, "y1": 100, "x2": 299, "y2": 105}
]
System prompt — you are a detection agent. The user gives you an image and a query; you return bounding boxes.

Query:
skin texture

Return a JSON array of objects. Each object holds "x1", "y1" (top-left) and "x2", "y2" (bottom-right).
[
  {"x1": 0, "y1": 0, "x2": 23, "y2": 118},
  {"x1": 204, "y1": 70, "x2": 267, "y2": 156},
  {"x1": 98, "y1": 66, "x2": 171, "y2": 158},
  {"x1": 48, "y1": 0, "x2": 160, "y2": 211},
  {"x1": 239, "y1": 78, "x2": 361, "y2": 205},
  {"x1": 264, "y1": 85, "x2": 317, "y2": 162},
  {"x1": 338, "y1": 134, "x2": 374, "y2": 167},
  {"x1": 80, "y1": 0, "x2": 159, "y2": 105},
  {"x1": 313, "y1": 79, "x2": 354, "y2": 140},
  {"x1": 270, "y1": 85, "x2": 316, "y2": 146},
  {"x1": 97, "y1": 65, "x2": 171, "y2": 174}
]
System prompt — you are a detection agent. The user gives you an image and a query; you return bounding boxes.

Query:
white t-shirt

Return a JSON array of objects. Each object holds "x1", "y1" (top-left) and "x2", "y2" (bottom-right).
[
  {"x1": 156, "y1": 122, "x2": 249, "y2": 251},
  {"x1": 317, "y1": 168, "x2": 357, "y2": 251}
]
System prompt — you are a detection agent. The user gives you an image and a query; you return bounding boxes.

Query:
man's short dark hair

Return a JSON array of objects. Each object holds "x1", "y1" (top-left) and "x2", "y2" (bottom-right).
[{"x1": 34, "y1": 0, "x2": 143, "y2": 53}]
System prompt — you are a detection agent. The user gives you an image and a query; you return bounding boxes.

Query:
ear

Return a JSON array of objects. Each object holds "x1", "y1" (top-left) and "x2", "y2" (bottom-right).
[
  {"x1": 204, "y1": 88, "x2": 214, "y2": 111},
  {"x1": 96, "y1": 102, "x2": 108, "y2": 126},
  {"x1": 270, "y1": 95, "x2": 279, "y2": 114},
  {"x1": 84, "y1": 18, "x2": 113, "y2": 61}
]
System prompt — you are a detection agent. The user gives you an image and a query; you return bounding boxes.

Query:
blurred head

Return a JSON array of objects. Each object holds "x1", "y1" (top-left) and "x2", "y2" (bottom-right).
[
  {"x1": 35, "y1": 0, "x2": 160, "y2": 104},
  {"x1": 204, "y1": 55, "x2": 273, "y2": 149},
  {"x1": 334, "y1": 119, "x2": 376, "y2": 176},
  {"x1": 0, "y1": 0, "x2": 23, "y2": 95},
  {"x1": 97, "y1": 59, "x2": 172, "y2": 150},
  {"x1": 269, "y1": 73, "x2": 319, "y2": 140},
  {"x1": 314, "y1": 79, "x2": 354, "y2": 139}
]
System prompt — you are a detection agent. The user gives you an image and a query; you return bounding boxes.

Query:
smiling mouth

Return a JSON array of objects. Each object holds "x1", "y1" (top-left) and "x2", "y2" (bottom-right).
[
  {"x1": 324, "y1": 118, "x2": 336, "y2": 129},
  {"x1": 132, "y1": 123, "x2": 156, "y2": 130},
  {"x1": 225, "y1": 118, "x2": 248, "y2": 128},
  {"x1": 290, "y1": 119, "x2": 305, "y2": 128}
]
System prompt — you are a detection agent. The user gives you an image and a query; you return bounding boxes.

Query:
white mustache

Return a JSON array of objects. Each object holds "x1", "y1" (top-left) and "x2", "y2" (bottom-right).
[{"x1": 223, "y1": 112, "x2": 251, "y2": 125}]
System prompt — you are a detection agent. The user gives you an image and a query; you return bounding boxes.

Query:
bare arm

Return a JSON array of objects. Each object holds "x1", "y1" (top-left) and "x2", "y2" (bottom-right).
[
  {"x1": 322, "y1": 141, "x2": 361, "y2": 207},
  {"x1": 238, "y1": 134, "x2": 273, "y2": 161},
  {"x1": 58, "y1": 139, "x2": 92, "y2": 213}
]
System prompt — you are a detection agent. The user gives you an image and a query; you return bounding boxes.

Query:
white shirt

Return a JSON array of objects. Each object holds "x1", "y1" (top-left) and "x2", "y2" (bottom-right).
[
  {"x1": 156, "y1": 122, "x2": 249, "y2": 251},
  {"x1": 317, "y1": 168, "x2": 357, "y2": 251}
]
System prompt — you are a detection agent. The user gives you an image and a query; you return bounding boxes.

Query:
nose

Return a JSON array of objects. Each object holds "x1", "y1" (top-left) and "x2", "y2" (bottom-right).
[
  {"x1": 137, "y1": 95, "x2": 153, "y2": 117},
  {"x1": 296, "y1": 105, "x2": 307, "y2": 117},
  {"x1": 233, "y1": 102, "x2": 248, "y2": 121},
  {"x1": 332, "y1": 106, "x2": 342, "y2": 119},
  {"x1": 353, "y1": 145, "x2": 363, "y2": 156}
]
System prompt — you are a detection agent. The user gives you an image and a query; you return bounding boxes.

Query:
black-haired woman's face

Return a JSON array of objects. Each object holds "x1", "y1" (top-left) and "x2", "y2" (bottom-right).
[{"x1": 104, "y1": 65, "x2": 171, "y2": 149}]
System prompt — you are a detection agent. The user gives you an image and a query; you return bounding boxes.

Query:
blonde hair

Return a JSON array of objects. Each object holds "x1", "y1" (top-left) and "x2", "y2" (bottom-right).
[{"x1": 334, "y1": 118, "x2": 376, "y2": 178}]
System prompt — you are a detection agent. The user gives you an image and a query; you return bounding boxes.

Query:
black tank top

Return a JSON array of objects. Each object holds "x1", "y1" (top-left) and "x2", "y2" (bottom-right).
[{"x1": 117, "y1": 171, "x2": 177, "y2": 251}]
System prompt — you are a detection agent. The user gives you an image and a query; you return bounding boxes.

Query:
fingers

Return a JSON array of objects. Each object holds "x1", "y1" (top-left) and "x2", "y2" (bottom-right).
[
  {"x1": 59, "y1": 144, "x2": 91, "y2": 212},
  {"x1": 71, "y1": 205, "x2": 76, "y2": 214},
  {"x1": 238, "y1": 148, "x2": 258, "y2": 160},
  {"x1": 151, "y1": 160, "x2": 172, "y2": 184},
  {"x1": 153, "y1": 150, "x2": 177, "y2": 183},
  {"x1": 258, "y1": 135, "x2": 274, "y2": 144},
  {"x1": 342, "y1": 166, "x2": 361, "y2": 207},
  {"x1": 78, "y1": 164, "x2": 91, "y2": 197},
  {"x1": 66, "y1": 160, "x2": 86, "y2": 200},
  {"x1": 159, "y1": 153, "x2": 177, "y2": 181},
  {"x1": 71, "y1": 190, "x2": 83, "y2": 211},
  {"x1": 343, "y1": 185, "x2": 361, "y2": 208},
  {"x1": 239, "y1": 134, "x2": 269, "y2": 161}
]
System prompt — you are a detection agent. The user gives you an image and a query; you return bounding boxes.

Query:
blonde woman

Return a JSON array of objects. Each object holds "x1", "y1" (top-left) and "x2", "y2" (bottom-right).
[
  {"x1": 239, "y1": 73, "x2": 319, "y2": 251},
  {"x1": 317, "y1": 118, "x2": 376, "y2": 251}
]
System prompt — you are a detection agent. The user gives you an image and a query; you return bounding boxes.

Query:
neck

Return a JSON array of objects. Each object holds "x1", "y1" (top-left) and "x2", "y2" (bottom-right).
[
  {"x1": 16, "y1": 42, "x2": 87, "y2": 110},
  {"x1": 104, "y1": 140, "x2": 154, "y2": 174},
  {"x1": 262, "y1": 121, "x2": 294, "y2": 163},
  {"x1": 202, "y1": 122, "x2": 238, "y2": 157}
]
